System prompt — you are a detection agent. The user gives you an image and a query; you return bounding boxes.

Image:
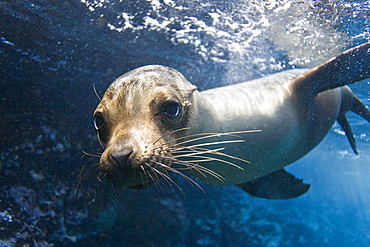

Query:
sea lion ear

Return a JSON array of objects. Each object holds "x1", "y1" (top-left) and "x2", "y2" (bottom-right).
[
  {"x1": 182, "y1": 84, "x2": 198, "y2": 97},
  {"x1": 191, "y1": 85, "x2": 198, "y2": 92},
  {"x1": 187, "y1": 85, "x2": 198, "y2": 99}
]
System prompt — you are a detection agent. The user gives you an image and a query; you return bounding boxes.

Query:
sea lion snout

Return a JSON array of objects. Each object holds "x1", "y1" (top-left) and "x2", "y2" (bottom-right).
[
  {"x1": 100, "y1": 146, "x2": 156, "y2": 189},
  {"x1": 98, "y1": 128, "x2": 173, "y2": 188},
  {"x1": 99, "y1": 148, "x2": 136, "y2": 186},
  {"x1": 109, "y1": 148, "x2": 133, "y2": 172}
]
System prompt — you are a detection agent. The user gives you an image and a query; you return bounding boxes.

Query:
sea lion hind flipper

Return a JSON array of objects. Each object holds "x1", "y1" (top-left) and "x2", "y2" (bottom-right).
[
  {"x1": 343, "y1": 88, "x2": 370, "y2": 123},
  {"x1": 292, "y1": 42, "x2": 370, "y2": 98},
  {"x1": 336, "y1": 86, "x2": 370, "y2": 154},
  {"x1": 337, "y1": 113, "x2": 358, "y2": 155},
  {"x1": 236, "y1": 169, "x2": 310, "y2": 199}
]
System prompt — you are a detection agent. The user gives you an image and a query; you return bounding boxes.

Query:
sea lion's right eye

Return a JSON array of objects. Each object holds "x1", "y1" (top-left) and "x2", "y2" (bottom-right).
[
  {"x1": 93, "y1": 114, "x2": 105, "y2": 131},
  {"x1": 162, "y1": 101, "x2": 181, "y2": 119}
]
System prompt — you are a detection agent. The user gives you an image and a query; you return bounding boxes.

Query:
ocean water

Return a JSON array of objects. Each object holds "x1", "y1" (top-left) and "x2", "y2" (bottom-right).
[{"x1": 0, "y1": 0, "x2": 369, "y2": 246}]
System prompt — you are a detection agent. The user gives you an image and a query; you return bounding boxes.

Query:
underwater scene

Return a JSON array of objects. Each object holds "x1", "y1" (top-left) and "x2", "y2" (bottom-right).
[{"x1": 1, "y1": 0, "x2": 370, "y2": 246}]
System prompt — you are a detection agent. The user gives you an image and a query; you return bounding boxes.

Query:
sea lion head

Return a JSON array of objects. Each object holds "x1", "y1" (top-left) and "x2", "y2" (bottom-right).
[{"x1": 93, "y1": 65, "x2": 198, "y2": 189}]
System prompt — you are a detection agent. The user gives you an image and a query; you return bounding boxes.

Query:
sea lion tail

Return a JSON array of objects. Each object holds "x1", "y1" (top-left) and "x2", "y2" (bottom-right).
[
  {"x1": 337, "y1": 86, "x2": 370, "y2": 155},
  {"x1": 292, "y1": 42, "x2": 370, "y2": 98}
]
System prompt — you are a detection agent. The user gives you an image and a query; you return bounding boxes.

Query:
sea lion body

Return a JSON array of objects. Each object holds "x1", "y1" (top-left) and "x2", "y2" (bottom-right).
[
  {"x1": 93, "y1": 43, "x2": 370, "y2": 198},
  {"x1": 184, "y1": 70, "x2": 342, "y2": 186}
]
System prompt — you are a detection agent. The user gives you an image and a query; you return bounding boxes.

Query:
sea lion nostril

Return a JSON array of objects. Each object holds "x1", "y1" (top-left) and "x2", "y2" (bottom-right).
[{"x1": 110, "y1": 149, "x2": 133, "y2": 169}]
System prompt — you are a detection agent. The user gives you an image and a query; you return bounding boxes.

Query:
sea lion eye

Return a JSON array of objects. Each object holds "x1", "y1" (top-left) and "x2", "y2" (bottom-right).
[
  {"x1": 162, "y1": 101, "x2": 181, "y2": 119},
  {"x1": 93, "y1": 114, "x2": 105, "y2": 131}
]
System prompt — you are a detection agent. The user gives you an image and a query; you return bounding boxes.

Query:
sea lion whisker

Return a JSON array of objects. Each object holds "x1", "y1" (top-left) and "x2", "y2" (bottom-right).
[
  {"x1": 140, "y1": 165, "x2": 150, "y2": 186},
  {"x1": 155, "y1": 131, "x2": 242, "y2": 149},
  {"x1": 138, "y1": 165, "x2": 147, "y2": 188},
  {"x1": 169, "y1": 157, "x2": 226, "y2": 181},
  {"x1": 80, "y1": 165, "x2": 103, "y2": 189},
  {"x1": 81, "y1": 150, "x2": 102, "y2": 158},
  {"x1": 149, "y1": 164, "x2": 185, "y2": 194},
  {"x1": 171, "y1": 160, "x2": 226, "y2": 182},
  {"x1": 174, "y1": 146, "x2": 251, "y2": 165},
  {"x1": 162, "y1": 156, "x2": 225, "y2": 182},
  {"x1": 160, "y1": 131, "x2": 225, "y2": 145},
  {"x1": 96, "y1": 174, "x2": 103, "y2": 182},
  {"x1": 165, "y1": 143, "x2": 225, "y2": 155},
  {"x1": 173, "y1": 140, "x2": 245, "y2": 152},
  {"x1": 76, "y1": 163, "x2": 89, "y2": 186},
  {"x1": 144, "y1": 162, "x2": 159, "y2": 184},
  {"x1": 156, "y1": 131, "x2": 217, "y2": 147},
  {"x1": 172, "y1": 147, "x2": 226, "y2": 157},
  {"x1": 142, "y1": 163, "x2": 165, "y2": 192},
  {"x1": 94, "y1": 173, "x2": 104, "y2": 205},
  {"x1": 160, "y1": 156, "x2": 208, "y2": 178},
  {"x1": 166, "y1": 148, "x2": 224, "y2": 154},
  {"x1": 108, "y1": 181, "x2": 121, "y2": 202},
  {"x1": 76, "y1": 160, "x2": 100, "y2": 182},
  {"x1": 166, "y1": 146, "x2": 226, "y2": 154},
  {"x1": 96, "y1": 132, "x2": 106, "y2": 150},
  {"x1": 82, "y1": 167, "x2": 100, "y2": 184},
  {"x1": 164, "y1": 130, "x2": 261, "y2": 148},
  {"x1": 93, "y1": 82, "x2": 102, "y2": 102},
  {"x1": 153, "y1": 127, "x2": 191, "y2": 145},
  {"x1": 144, "y1": 162, "x2": 161, "y2": 181},
  {"x1": 78, "y1": 162, "x2": 100, "y2": 177},
  {"x1": 89, "y1": 172, "x2": 102, "y2": 194},
  {"x1": 156, "y1": 132, "x2": 225, "y2": 148},
  {"x1": 180, "y1": 154, "x2": 244, "y2": 170},
  {"x1": 146, "y1": 170, "x2": 158, "y2": 186},
  {"x1": 154, "y1": 162, "x2": 205, "y2": 193},
  {"x1": 178, "y1": 158, "x2": 218, "y2": 163},
  {"x1": 75, "y1": 163, "x2": 101, "y2": 199},
  {"x1": 143, "y1": 163, "x2": 162, "y2": 191}
]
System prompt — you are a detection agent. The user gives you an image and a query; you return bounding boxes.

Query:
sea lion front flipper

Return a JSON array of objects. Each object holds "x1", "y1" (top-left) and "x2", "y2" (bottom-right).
[
  {"x1": 292, "y1": 42, "x2": 370, "y2": 98},
  {"x1": 236, "y1": 169, "x2": 310, "y2": 200}
]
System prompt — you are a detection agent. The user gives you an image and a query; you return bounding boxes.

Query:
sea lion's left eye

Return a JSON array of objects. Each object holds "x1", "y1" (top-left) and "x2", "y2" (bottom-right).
[{"x1": 162, "y1": 101, "x2": 181, "y2": 119}]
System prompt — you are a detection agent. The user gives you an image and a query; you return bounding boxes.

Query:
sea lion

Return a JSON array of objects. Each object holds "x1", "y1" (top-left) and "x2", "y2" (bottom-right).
[{"x1": 93, "y1": 42, "x2": 370, "y2": 199}]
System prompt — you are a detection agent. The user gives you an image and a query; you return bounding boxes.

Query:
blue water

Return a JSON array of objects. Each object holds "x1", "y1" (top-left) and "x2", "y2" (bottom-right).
[{"x1": 0, "y1": 0, "x2": 369, "y2": 246}]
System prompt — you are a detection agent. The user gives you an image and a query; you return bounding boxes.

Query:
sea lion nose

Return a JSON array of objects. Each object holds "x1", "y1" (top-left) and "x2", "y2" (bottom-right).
[{"x1": 110, "y1": 148, "x2": 133, "y2": 170}]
